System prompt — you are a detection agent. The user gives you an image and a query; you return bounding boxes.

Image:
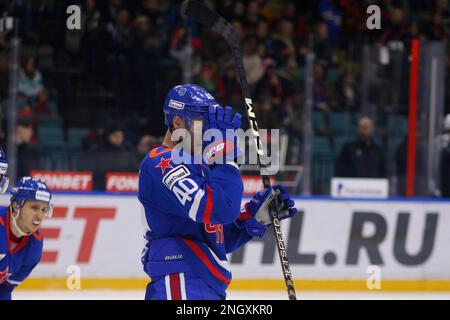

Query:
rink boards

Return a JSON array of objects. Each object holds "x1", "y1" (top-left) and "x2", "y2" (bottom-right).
[{"x1": 2, "y1": 193, "x2": 450, "y2": 291}]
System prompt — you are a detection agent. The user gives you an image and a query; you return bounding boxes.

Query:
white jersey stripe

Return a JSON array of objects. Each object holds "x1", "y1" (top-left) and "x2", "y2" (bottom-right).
[
  {"x1": 205, "y1": 246, "x2": 231, "y2": 272},
  {"x1": 179, "y1": 272, "x2": 187, "y2": 300},
  {"x1": 188, "y1": 188, "x2": 205, "y2": 221},
  {"x1": 165, "y1": 275, "x2": 172, "y2": 300}
]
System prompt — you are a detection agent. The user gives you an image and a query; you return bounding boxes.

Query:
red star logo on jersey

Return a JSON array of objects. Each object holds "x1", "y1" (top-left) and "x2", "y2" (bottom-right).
[
  {"x1": 0, "y1": 266, "x2": 12, "y2": 285},
  {"x1": 155, "y1": 157, "x2": 173, "y2": 174}
]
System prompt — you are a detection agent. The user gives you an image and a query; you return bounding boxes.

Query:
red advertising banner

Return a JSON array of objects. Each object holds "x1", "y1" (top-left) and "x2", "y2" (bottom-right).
[
  {"x1": 105, "y1": 172, "x2": 139, "y2": 192},
  {"x1": 31, "y1": 171, "x2": 93, "y2": 191},
  {"x1": 30, "y1": 171, "x2": 274, "y2": 195}
]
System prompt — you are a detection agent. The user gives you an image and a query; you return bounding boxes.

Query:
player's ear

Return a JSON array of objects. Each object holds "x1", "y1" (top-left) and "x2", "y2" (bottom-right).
[
  {"x1": 12, "y1": 201, "x2": 20, "y2": 212},
  {"x1": 172, "y1": 116, "x2": 184, "y2": 130}
]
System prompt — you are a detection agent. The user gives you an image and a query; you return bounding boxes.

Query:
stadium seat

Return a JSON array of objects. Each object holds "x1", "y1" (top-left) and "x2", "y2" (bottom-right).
[
  {"x1": 313, "y1": 137, "x2": 332, "y2": 155},
  {"x1": 388, "y1": 115, "x2": 408, "y2": 136},
  {"x1": 313, "y1": 112, "x2": 327, "y2": 132},
  {"x1": 37, "y1": 127, "x2": 64, "y2": 146},
  {"x1": 327, "y1": 68, "x2": 340, "y2": 82},
  {"x1": 39, "y1": 115, "x2": 63, "y2": 129},
  {"x1": 47, "y1": 100, "x2": 59, "y2": 115},
  {"x1": 68, "y1": 128, "x2": 89, "y2": 147},
  {"x1": 329, "y1": 112, "x2": 353, "y2": 135}
]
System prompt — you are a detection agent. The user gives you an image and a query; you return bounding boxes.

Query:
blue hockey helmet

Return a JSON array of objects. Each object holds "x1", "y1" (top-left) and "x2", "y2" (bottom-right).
[
  {"x1": 163, "y1": 84, "x2": 218, "y2": 129},
  {"x1": 0, "y1": 147, "x2": 9, "y2": 193},
  {"x1": 11, "y1": 177, "x2": 53, "y2": 218}
]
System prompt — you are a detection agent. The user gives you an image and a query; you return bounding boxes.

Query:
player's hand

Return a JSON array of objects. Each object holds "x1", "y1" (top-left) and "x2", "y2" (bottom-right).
[
  {"x1": 246, "y1": 185, "x2": 298, "y2": 226},
  {"x1": 205, "y1": 105, "x2": 242, "y2": 132},
  {"x1": 235, "y1": 185, "x2": 297, "y2": 238},
  {"x1": 203, "y1": 105, "x2": 242, "y2": 166}
]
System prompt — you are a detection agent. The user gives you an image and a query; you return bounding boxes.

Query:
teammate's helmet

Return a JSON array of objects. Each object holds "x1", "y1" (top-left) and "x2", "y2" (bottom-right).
[
  {"x1": 11, "y1": 177, "x2": 53, "y2": 218},
  {"x1": 163, "y1": 84, "x2": 218, "y2": 129},
  {"x1": 0, "y1": 148, "x2": 9, "y2": 193}
]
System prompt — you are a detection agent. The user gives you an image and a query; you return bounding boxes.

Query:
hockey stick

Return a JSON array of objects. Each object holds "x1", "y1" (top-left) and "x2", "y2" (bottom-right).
[{"x1": 180, "y1": 0, "x2": 297, "y2": 300}]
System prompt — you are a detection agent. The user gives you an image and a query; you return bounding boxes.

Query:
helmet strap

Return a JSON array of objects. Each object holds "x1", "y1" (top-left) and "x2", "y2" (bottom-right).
[{"x1": 10, "y1": 203, "x2": 31, "y2": 237}]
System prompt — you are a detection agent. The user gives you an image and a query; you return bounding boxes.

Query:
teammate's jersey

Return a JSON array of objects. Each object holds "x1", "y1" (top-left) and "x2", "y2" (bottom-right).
[
  {"x1": 0, "y1": 207, "x2": 43, "y2": 300},
  {"x1": 138, "y1": 145, "x2": 252, "y2": 297}
]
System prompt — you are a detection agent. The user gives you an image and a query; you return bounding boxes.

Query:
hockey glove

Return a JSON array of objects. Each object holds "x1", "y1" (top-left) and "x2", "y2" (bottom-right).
[
  {"x1": 237, "y1": 185, "x2": 298, "y2": 238},
  {"x1": 203, "y1": 105, "x2": 242, "y2": 166}
]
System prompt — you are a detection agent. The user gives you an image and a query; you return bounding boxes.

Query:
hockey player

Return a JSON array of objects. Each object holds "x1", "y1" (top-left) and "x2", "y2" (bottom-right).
[
  {"x1": 0, "y1": 177, "x2": 53, "y2": 300},
  {"x1": 0, "y1": 148, "x2": 9, "y2": 193},
  {"x1": 138, "y1": 84, "x2": 297, "y2": 300}
]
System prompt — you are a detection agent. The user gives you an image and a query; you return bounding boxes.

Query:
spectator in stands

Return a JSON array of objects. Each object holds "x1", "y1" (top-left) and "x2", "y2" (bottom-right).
[
  {"x1": 279, "y1": 57, "x2": 302, "y2": 96},
  {"x1": 282, "y1": 92, "x2": 304, "y2": 165},
  {"x1": 34, "y1": 90, "x2": 53, "y2": 118},
  {"x1": 32, "y1": 90, "x2": 54, "y2": 132},
  {"x1": 232, "y1": 1, "x2": 246, "y2": 23},
  {"x1": 231, "y1": 20, "x2": 245, "y2": 42},
  {"x1": 335, "y1": 117, "x2": 386, "y2": 178},
  {"x1": 336, "y1": 72, "x2": 359, "y2": 112},
  {"x1": 242, "y1": 36, "x2": 264, "y2": 87},
  {"x1": 319, "y1": 0, "x2": 342, "y2": 47},
  {"x1": 0, "y1": 52, "x2": 8, "y2": 99},
  {"x1": 137, "y1": 134, "x2": 156, "y2": 154},
  {"x1": 100, "y1": 126, "x2": 131, "y2": 152},
  {"x1": 255, "y1": 92, "x2": 279, "y2": 130},
  {"x1": 65, "y1": 0, "x2": 101, "y2": 55},
  {"x1": 313, "y1": 22, "x2": 334, "y2": 68},
  {"x1": 255, "y1": 20, "x2": 269, "y2": 56},
  {"x1": 107, "y1": 7, "x2": 132, "y2": 51},
  {"x1": 169, "y1": 27, "x2": 203, "y2": 84},
  {"x1": 255, "y1": 62, "x2": 284, "y2": 111},
  {"x1": 82, "y1": 128, "x2": 105, "y2": 152},
  {"x1": 435, "y1": 0, "x2": 450, "y2": 18},
  {"x1": 421, "y1": 11, "x2": 448, "y2": 42},
  {"x1": 100, "y1": 0, "x2": 122, "y2": 24},
  {"x1": 217, "y1": 0, "x2": 235, "y2": 21},
  {"x1": 431, "y1": 114, "x2": 450, "y2": 197},
  {"x1": 267, "y1": 20, "x2": 295, "y2": 68},
  {"x1": 222, "y1": 64, "x2": 241, "y2": 107},
  {"x1": 18, "y1": 55, "x2": 45, "y2": 100},
  {"x1": 84, "y1": 0, "x2": 101, "y2": 32},
  {"x1": 380, "y1": 5, "x2": 411, "y2": 45},
  {"x1": 136, "y1": 134, "x2": 161, "y2": 163},
  {"x1": 281, "y1": 92, "x2": 303, "y2": 139},
  {"x1": 195, "y1": 62, "x2": 226, "y2": 105},
  {"x1": 88, "y1": 125, "x2": 136, "y2": 190},
  {"x1": 129, "y1": 28, "x2": 163, "y2": 121},
  {"x1": 282, "y1": 1, "x2": 299, "y2": 23},
  {"x1": 139, "y1": 0, "x2": 165, "y2": 28},
  {"x1": 340, "y1": 0, "x2": 370, "y2": 38},
  {"x1": 313, "y1": 63, "x2": 333, "y2": 112},
  {"x1": 244, "y1": 0, "x2": 263, "y2": 33}
]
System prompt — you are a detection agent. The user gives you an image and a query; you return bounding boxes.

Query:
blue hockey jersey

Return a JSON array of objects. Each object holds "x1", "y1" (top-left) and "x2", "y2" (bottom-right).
[
  {"x1": 138, "y1": 145, "x2": 252, "y2": 297},
  {"x1": 0, "y1": 207, "x2": 43, "y2": 300}
]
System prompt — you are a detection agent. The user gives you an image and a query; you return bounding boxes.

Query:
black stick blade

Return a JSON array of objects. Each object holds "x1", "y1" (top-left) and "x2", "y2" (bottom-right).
[{"x1": 180, "y1": 0, "x2": 219, "y2": 27}]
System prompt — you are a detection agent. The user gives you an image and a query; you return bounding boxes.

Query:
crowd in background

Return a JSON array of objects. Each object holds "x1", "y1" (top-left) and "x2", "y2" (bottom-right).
[{"x1": 0, "y1": 0, "x2": 449, "y2": 194}]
